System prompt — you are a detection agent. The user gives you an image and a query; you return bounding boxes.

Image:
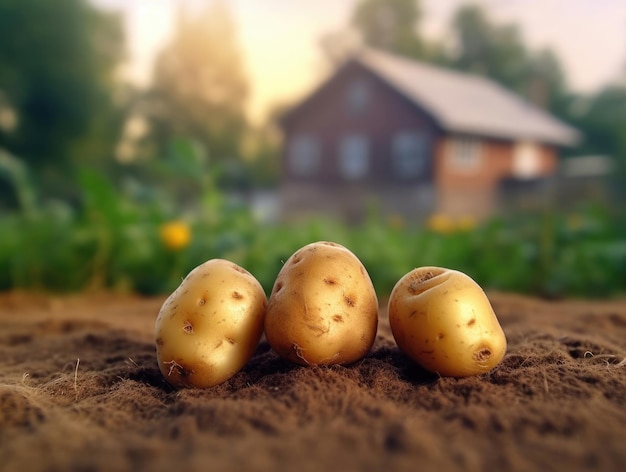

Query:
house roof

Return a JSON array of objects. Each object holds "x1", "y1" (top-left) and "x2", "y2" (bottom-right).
[{"x1": 352, "y1": 48, "x2": 580, "y2": 146}]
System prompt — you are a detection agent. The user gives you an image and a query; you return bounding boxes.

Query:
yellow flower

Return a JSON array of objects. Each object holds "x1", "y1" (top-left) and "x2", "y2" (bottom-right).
[
  {"x1": 426, "y1": 213, "x2": 455, "y2": 234},
  {"x1": 160, "y1": 220, "x2": 191, "y2": 251}
]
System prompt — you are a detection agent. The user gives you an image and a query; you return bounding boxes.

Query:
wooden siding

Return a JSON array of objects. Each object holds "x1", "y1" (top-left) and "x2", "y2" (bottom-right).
[
  {"x1": 434, "y1": 137, "x2": 558, "y2": 217},
  {"x1": 282, "y1": 60, "x2": 441, "y2": 187},
  {"x1": 280, "y1": 59, "x2": 564, "y2": 221}
]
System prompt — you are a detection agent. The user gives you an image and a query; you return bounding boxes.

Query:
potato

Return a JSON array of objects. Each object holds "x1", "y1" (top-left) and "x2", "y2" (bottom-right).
[
  {"x1": 155, "y1": 259, "x2": 267, "y2": 388},
  {"x1": 265, "y1": 241, "x2": 378, "y2": 366},
  {"x1": 388, "y1": 267, "x2": 506, "y2": 377}
]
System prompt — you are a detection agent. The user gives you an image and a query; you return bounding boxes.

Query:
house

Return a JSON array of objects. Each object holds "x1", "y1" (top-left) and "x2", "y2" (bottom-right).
[{"x1": 278, "y1": 48, "x2": 580, "y2": 222}]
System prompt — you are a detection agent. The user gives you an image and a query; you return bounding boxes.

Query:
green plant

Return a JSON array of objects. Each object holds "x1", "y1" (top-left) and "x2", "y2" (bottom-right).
[{"x1": 1, "y1": 149, "x2": 625, "y2": 299}]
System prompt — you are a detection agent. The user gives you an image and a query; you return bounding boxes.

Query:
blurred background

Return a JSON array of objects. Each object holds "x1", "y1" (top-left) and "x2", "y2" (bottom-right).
[{"x1": 1, "y1": 0, "x2": 625, "y2": 298}]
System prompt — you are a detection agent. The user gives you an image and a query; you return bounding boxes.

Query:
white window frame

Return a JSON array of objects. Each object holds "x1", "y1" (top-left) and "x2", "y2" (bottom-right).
[
  {"x1": 392, "y1": 131, "x2": 429, "y2": 178},
  {"x1": 338, "y1": 135, "x2": 370, "y2": 180},
  {"x1": 448, "y1": 137, "x2": 482, "y2": 172},
  {"x1": 288, "y1": 135, "x2": 320, "y2": 177}
]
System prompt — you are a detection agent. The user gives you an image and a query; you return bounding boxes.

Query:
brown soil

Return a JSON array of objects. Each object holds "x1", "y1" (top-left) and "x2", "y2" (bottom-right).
[{"x1": 1, "y1": 291, "x2": 625, "y2": 471}]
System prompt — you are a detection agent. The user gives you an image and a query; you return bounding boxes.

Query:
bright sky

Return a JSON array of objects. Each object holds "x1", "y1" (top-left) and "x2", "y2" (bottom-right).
[{"x1": 92, "y1": 0, "x2": 626, "y2": 124}]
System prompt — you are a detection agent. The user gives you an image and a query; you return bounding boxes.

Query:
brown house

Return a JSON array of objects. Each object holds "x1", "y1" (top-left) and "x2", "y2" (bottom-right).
[{"x1": 279, "y1": 48, "x2": 579, "y2": 222}]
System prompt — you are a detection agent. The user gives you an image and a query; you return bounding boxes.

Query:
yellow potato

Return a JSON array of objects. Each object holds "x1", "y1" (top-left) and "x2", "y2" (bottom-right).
[
  {"x1": 155, "y1": 259, "x2": 267, "y2": 388},
  {"x1": 265, "y1": 241, "x2": 378, "y2": 366},
  {"x1": 388, "y1": 267, "x2": 506, "y2": 377}
]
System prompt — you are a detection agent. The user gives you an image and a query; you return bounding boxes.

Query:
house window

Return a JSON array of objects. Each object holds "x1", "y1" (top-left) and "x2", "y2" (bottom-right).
[
  {"x1": 513, "y1": 141, "x2": 541, "y2": 179},
  {"x1": 339, "y1": 135, "x2": 370, "y2": 180},
  {"x1": 392, "y1": 131, "x2": 429, "y2": 178},
  {"x1": 288, "y1": 135, "x2": 320, "y2": 177},
  {"x1": 346, "y1": 80, "x2": 369, "y2": 115},
  {"x1": 448, "y1": 138, "x2": 481, "y2": 171}
]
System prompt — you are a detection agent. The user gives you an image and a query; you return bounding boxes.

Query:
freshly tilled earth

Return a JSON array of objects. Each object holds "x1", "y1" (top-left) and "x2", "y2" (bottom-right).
[{"x1": 1, "y1": 291, "x2": 625, "y2": 472}]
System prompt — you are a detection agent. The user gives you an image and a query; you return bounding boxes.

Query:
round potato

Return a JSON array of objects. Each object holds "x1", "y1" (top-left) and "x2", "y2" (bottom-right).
[
  {"x1": 388, "y1": 267, "x2": 506, "y2": 377},
  {"x1": 155, "y1": 259, "x2": 267, "y2": 388},
  {"x1": 265, "y1": 241, "x2": 378, "y2": 366}
]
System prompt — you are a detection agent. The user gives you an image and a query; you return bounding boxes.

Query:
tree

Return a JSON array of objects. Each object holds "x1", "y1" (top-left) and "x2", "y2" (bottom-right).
[
  {"x1": 0, "y1": 0, "x2": 124, "y2": 199},
  {"x1": 148, "y1": 0, "x2": 249, "y2": 175},
  {"x1": 451, "y1": 5, "x2": 528, "y2": 91},
  {"x1": 563, "y1": 85, "x2": 626, "y2": 175},
  {"x1": 450, "y1": 5, "x2": 567, "y2": 111},
  {"x1": 449, "y1": 4, "x2": 568, "y2": 111},
  {"x1": 526, "y1": 48, "x2": 568, "y2": 110},
  {"x1": 319, "y1": 29, "x2": 362, "y2": 68},
  {"x1": 351, "y1": 0, "x2": 427, "y2": 60}
]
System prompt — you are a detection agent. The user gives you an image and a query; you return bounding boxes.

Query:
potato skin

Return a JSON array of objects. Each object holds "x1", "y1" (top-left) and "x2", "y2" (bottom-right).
[
  {"x1": 265, "y1": 241, "x2": 378, "y2": 366},
  {"x1": 155, "y1": 259, "x2": 267, "y2": 388},
  {"x1": 388, "y1": 267, "x2": 506, "y2": 377}
]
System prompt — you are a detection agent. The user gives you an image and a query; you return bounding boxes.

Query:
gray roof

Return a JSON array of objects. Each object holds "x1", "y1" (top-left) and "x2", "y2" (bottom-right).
[{"x1": 356, "y1": 48, "x2": 580, "y2": 146}]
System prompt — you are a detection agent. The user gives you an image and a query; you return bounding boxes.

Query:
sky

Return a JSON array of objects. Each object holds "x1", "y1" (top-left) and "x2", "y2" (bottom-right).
[{"x1": 91, "y1": 0, "x2": 626, "y2": 123}]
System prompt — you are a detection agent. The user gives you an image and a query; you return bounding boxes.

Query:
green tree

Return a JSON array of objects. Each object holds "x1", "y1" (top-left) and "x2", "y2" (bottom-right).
[
  {"x1": 526, "y1": 48, "x2": 568, "y2": 110},
  {"x1": 564, "y1": 85, "x2": 626, "y2": 175},
  {"x1": 0, "y1": 0, "x2": 124, "y2": 199},
  {"x1": 449, "y1": 4, "x2": 568, "y2": 111},
  {"x1": 351, "y1": 0, "x2": 428, "y2": 59},
  {"x1": 451, "y1": 5, "x2": 528, "y2": 91},
  {"x1": 147, "y1": 0, "x2": 249, "y2": 179}
]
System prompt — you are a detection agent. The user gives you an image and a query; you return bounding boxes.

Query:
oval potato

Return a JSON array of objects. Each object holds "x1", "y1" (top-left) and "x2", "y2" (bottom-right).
[
  {"x1": 265, "y1": 241, "x2": 378, "y2": 366},
  {"x1": 155, "y1": 259, "x2": 267, "y2": 388},
  {"x1": 388, "y1": 267, "x2": 506, "y2": 377}
]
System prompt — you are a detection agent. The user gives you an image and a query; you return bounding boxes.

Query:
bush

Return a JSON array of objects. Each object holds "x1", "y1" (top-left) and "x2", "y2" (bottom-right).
[{"x1": 1, "y1": 148, "x2": 624, "y2": 299}]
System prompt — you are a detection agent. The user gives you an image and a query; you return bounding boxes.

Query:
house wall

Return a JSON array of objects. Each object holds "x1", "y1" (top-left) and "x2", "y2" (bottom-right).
[
  {"x1": 538, "y1": 145, "x2": 558, "y2": 174},
  {"x1": 434, "y1": 137, "x2": 558, "y2": 218},
  {"x1": 280, "y1": 61, "x2": 441, "y2": 221},
  {"x1": 280, "y1": 59, "x2": 563, "y2": 222}
]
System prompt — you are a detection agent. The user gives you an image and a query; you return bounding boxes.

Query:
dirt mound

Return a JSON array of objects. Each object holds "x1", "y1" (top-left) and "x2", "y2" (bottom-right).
[{"x1": 1, "y1": 292, "x2": 625, "y2": 471}]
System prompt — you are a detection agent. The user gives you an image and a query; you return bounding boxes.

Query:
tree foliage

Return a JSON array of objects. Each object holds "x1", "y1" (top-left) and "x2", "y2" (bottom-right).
[
  {"x1": 0, "y1": 0, "x2": 124, "y2": 198},
  {"x1": 449, "y1": 4, "x2": 567, "y2": 110},
  {"x1": 563, "y1": 85, "x2": 626, "y2": 175},
  {"x1": 347, "y1": 2, "x2": 568, "y2": 112},
  {"x1": 526, "y1": 48, "x2": 568, "y2": 111},
  {"x1": 451, "y1": 6, "x2": 527, "y2": 88},
  {"x1": 351, "y1": 0, "x2": 428, "y2": 60},
  {"x1": 348, "y1": 0, "x2": 446, "y2": 63},
  {"x1": 148, "y1": 1, "x2": 249, "y2": 171}
]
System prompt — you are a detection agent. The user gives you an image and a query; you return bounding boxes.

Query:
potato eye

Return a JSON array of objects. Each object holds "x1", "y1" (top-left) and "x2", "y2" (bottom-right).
[
  {"x1": 473, "y1": 347, "x2": 492, "y2": 362},
  {"x1": 182, "y1": 321, "x2": 194, "y2": 334}
]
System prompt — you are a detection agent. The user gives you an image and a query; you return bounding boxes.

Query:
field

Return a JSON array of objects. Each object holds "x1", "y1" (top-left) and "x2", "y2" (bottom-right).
[
  {"x1": 2, "y1": 162, "x2": 626, "y2": 300},
  {"x1": 3, "y1": 4, "x2": 626, "y2": 469},
  {"x1": 1, "y1": 291, "x2": 625, "y2": 471},
  {"x1": 2, "y1": 150, "x2": 626, "y2": 470}
]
